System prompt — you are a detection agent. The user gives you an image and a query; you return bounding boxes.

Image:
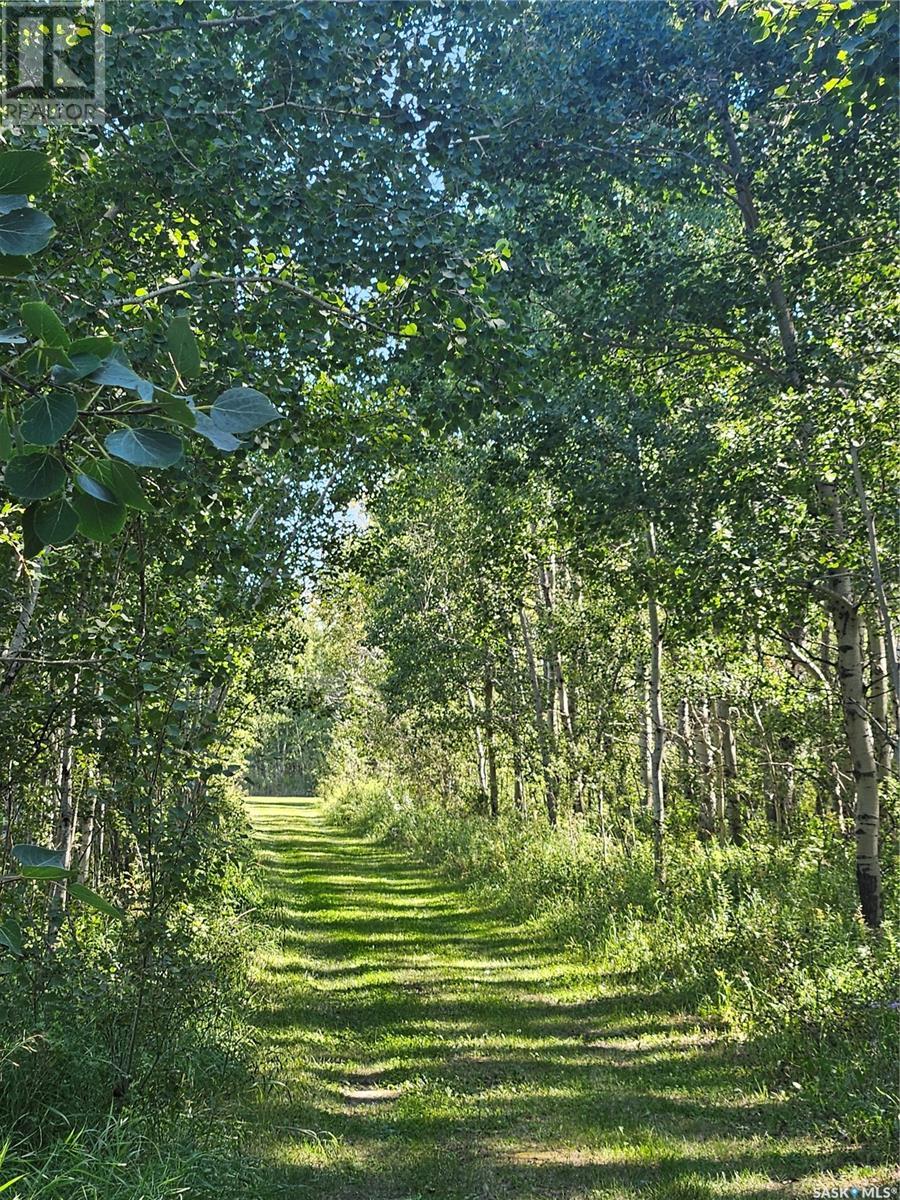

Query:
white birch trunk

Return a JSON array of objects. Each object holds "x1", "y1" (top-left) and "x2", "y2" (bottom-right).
[{"x1": 819, "y1": 480, "x2": 882, "y2": 929}]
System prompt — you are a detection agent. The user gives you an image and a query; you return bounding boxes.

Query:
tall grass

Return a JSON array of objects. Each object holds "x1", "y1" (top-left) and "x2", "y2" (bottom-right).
[{"x1": 0, "y1": 1120, "x2": 258, "y2": 1200}]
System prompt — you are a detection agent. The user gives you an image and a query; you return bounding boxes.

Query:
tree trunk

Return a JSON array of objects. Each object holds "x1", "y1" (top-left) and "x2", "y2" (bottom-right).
[
  {"x1": 596, "y1": 731, "x2": 611, "y2": 851},
  {"x1": 718, "y1": 102, "x2": 801, "y2": 386},
  {"x1": 819, "y1": 480, "x2": 882, "y2": 930},
  {"x1": 74, "y1": 713, "x2": 103, "y2": 883},
  {"x1": 47, "y1": 696, "x2": 78, "y2": 946},
  {"x1": 93, "y1": 791, "x2": 105, "y2": 887},
  {"x1": 867, "y1": 613, "x2": 894, "y2": 782},
  {"x1": 464, "y1": 683, "x2": 489, "y2": 807},
  {"x1": 542, "y1": 559, "x2": 585, "y2": 806},
  {"x1": 538, "y1": 558, "x2": 583, "y2": 813},
  {"x1": 692, "y1": 698, "x2": 716, "y2": 841},
  {"x1": 483, "y1": 662, "x2": 499, "y2": 819},
  {"x1": 637, "y1": 659, "x2": 652, "y2": 812},
  {"x1": 851, "y1": 442, "x2": 900, "y2": 775},
  {"x1": 717, "y1": 699, "x2": 742, "y2": 845},
  {"x1": 778, "y1": 735, "x2": 798, "y2": 833},
  {"x1": 752, "y1": 703, "x2": 780, "y2": 834},
  {"x1": 74, "y1": 791, "x2": 96, "y2": 884},
  {"x1": 646, "y1": 524, "x2": 665, "y2": 884},
  {"x1": 505, "y1": 632, "x2": 528, "y2": 816},
  {"x1": 0, "y1": 562, "x2": 43, "y2": 694},
  {"x1": 677, "y1": 697, "x2": 693, "y2": 806},
  {"x1": 711, "y1": 709, "x2": 727, "y2": 845},
  {"x1": 518, "y1": 603, "x2": 558, "y2": 825},
  {"x1": 512, "y1": 745, "x2": 526, "y2": 815},
  {"x1": 719, "y1": 98, "x2": 881, "y2": 927},
  {"x1": 817, "y1": 620, "x2": 847, "y2": 831}
]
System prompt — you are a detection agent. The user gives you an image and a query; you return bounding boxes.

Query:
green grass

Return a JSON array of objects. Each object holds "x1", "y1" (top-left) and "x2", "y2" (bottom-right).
[
  {"x1": 242, "y1": 797, "x2": 897, "y2": 1200},
  {"x1": 0, "y1": 1122, "x2": 260, "y2": 1199}
]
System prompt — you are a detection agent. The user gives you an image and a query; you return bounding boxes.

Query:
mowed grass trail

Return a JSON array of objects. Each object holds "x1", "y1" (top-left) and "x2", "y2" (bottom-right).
[{"x1": 242, "y1": 797, "x2": 889, "y2": 1200}]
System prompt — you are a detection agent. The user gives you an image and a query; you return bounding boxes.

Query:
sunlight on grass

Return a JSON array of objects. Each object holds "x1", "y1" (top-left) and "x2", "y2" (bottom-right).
[{"x1": 240, "y1": 797, "x2": 897, "y2": 1200}]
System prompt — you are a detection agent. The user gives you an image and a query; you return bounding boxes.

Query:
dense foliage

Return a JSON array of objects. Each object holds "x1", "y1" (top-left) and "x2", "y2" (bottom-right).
[{"x1": 1, "y1": 0, "x2": 896, "y2": 1193}]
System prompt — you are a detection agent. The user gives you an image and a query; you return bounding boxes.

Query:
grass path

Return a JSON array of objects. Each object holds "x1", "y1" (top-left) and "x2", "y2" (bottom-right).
[{"x1": 243, "y1": 796, "x2": 888, "y2": 1200}]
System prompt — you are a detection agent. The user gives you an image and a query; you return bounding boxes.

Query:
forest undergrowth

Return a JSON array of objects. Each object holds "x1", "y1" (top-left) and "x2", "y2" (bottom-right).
[{"x1": 0, "y1": 782, "x2": 268, "y2": 1199}]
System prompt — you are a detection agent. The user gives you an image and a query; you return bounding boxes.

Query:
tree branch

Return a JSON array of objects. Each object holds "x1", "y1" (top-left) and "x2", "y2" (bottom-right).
[{"x1": 106, "y1": 272, "x2": 406, "y2": 339}]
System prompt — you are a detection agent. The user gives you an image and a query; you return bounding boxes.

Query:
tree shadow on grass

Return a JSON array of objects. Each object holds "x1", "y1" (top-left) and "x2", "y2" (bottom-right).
[{"x1": 233, "y1": 798, "x2": 887, "y2": 1200}]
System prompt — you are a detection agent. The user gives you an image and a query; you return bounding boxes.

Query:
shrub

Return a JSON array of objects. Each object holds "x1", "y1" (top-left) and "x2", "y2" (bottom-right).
[{"x1": 0, "y1": 780, "x2": 266, "y2": 1192}]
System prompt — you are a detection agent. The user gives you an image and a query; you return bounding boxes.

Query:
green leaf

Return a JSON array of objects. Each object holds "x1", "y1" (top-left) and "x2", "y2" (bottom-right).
[
  {"x1": 0, "y1": 195, "x2": 27, "y2": 215},
  {"x1": 69, "y1": 336, "x2": 115, "y2": 358},
  {"x1": 66, "y1": 881, "x2": 124, "y2": 919},
  {"x1": 4, "y1": 452, "x2": 66, "y2": 500},
  {"x1": 0, "y1": 150, "x2": 51, "y2": 195},
  {"x1": 40, "y1": 346, "x2": 74, "y2": 371},
  {"x1": 0, "y1": 256, "x2": 30, "y2": 276},
  {"x1": 211, "y1": 387, "x2": 281, "y2": 434},
  {"x1": 89, "y1": 357, "x2": 154, "y2": 402},
  {"x1": 71, "y1": 492, "x2": 127, "y2": 541},
  {"x1": 22, "y1": 505, "x2": 43, "y2": 558},
  {"x1": 50, "y1": 354, "x2": 102, "y2": 385},
  {"x1": 21, "y1": 301, "x2": 69, "y2": 348},
  {"x1": 12, "y1": 843, "x2": 68, "y2": 880},
  {"x1": 191, "y1": 408, "x2": 243, "y2": 452},
  {"x1": 0, "y1": 918, "x2": 23, "y2": 957},
  {"x1": 33, "y1": 496, "x2": 78, "y2": 545},
  {"x1": 167, "y1": 315, "x2": 201, "y2": 379},
  {"x1": 20, "y1": 392, "x2": 77, "y2": 446},
  {"x1": 157, "y1": 390, "x2": 196, "y2": 427},
  {"x1": 0, "y1": 414, "x2": 12, "y2": 461},
  {"x1": 88, "y1": 458, "x2": 152, "y2": 512},
  {"x1": 0, "y1": 207, "x2": 54, "y2": 256},
  {"x1": 13, "y1": 843, "x2": 65, "y2": 868},
  {"x1": 105, "y1": 427, "x2": 183, "y2": 468},
  {"x1": 75, "y1": 471, "x2": 116, "y2": 503}
]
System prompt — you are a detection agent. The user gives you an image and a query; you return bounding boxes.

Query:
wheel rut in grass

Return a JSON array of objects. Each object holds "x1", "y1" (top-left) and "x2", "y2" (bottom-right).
[{"x1": 244, "y1": 796, "x2": 883, "y2": 1200}]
